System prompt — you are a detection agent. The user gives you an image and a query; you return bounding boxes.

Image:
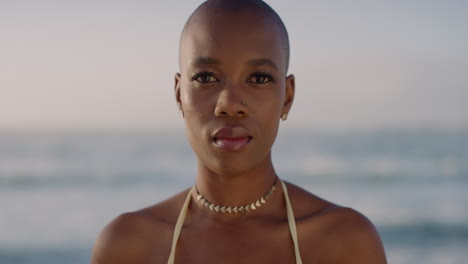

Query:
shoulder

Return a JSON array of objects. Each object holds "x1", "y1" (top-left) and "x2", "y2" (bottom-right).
[
  {"x1": 318, "y1": 207, "x2": 387, "y2": 263},
  {"x1": 284, "y1": 182, "x2": 387, "y2": 263},
  {"x1": 91, "y1": 188, "x2": 191, "y2": 264},
  {"x1": 91, "y1": 211, "x2": 165, "y2": 264}
]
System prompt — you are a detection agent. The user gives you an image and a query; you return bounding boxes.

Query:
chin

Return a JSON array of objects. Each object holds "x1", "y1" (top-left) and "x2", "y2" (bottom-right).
[
  {"x1": 208, "y1": 158, "x2": 251, "y2": 177},
  {"x1": 211, "y1": 162, "x2": 248, "y2": 176},
  {"x1": 202, "y1": 150, "x2": 270, "y2": 178}
]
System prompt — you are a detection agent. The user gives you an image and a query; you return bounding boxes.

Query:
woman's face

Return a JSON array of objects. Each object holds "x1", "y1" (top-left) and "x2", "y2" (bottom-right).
[{"x1": 175, "y1": 10, "x2": 294, "y2": 176}]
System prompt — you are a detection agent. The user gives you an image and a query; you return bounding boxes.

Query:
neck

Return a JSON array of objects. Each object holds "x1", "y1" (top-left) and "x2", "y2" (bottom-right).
[{"x1": 194, "y1": 154, "x2": 278, "y2": 210}]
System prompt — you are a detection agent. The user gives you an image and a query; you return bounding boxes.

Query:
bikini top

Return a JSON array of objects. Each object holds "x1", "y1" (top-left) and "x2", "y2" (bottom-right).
[{"x1": 167, "y1": 179, "x2": 303, "y2": 264}]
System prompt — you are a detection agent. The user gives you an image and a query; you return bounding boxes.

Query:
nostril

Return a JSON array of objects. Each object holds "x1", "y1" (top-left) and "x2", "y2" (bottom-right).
[{"x1": 214, "y1": 100, "x2": 249, "y2": 118}]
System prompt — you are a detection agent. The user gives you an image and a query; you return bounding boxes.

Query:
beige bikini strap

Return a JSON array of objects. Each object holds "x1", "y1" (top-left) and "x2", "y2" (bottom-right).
[
  {"x1": 168, "y1": 182, "x2": 302, "y2": 264},
  {"x1": 167, "y1": 187, "x2": 194, "y2": 264},
  {"x1": 281, "y1": 180, "x2": 303, "y2": 264}
]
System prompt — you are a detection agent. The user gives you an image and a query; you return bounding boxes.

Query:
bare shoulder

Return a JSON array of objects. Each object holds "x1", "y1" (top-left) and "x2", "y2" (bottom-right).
[
  {"x1": 284, "y1": 182, "x2": 387, "y2": 263},
  {"x1": 318, "y1": 206, "x2": 387, "y2": 263},
  {"x1": 91, "y1": 188, "x2": 191, "y2": 264}
]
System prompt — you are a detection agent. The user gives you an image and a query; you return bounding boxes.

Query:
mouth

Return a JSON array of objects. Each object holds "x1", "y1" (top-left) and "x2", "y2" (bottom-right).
[
  {"x1": 213, "y1": 136, "x2": 253, "y2": 151},
  {"x1": 212, "y1": 126, "x2": 252, "y2": 152}
]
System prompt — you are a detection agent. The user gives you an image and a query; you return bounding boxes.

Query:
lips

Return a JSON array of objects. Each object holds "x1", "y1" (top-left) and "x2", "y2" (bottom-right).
[{"x1": 212, "y1": 126, "x2": 252, "y2": 152}]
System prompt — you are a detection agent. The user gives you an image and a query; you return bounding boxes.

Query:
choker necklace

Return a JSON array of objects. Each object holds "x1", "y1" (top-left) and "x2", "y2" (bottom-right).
[{"x1": 194, "y1": 177, "x2": 278, "y2": 214}]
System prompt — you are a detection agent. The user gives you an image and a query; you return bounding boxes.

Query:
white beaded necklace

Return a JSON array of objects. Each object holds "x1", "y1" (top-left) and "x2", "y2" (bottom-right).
[{"x1": 194, "y1": 178, "x2": 278, "y2": 214}]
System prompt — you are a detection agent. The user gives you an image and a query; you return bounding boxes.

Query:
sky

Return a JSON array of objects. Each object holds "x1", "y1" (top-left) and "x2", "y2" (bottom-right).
[{"x1": 1, "y1": 0, "x2": 467, "y2": 131}]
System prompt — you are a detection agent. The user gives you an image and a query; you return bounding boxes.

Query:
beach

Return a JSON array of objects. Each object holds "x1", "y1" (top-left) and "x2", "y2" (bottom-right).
[{"x1": 1, "y1": 129, "x2": 467, "y2": 264}]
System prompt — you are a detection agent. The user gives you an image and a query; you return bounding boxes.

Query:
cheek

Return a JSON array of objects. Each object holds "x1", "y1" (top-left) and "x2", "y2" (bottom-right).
[
  {"x1": 181, "y1": 85, "x2": 214, "y2": 115},
  {"x1": 182, "y1": 87, "x2": 202, "y2": 111},
  {"x1": 253, "y1": 93, "x2": 282, "y2": 145},
  {"x1": 180, "y1": 86, "x2": 212, "y2": 152},
  {"x1": 256, "y1": 88, "x2": 283, "y2": 119},
  {"x1": 260, "y1": 112, "x2": 280, "y2": 142}
]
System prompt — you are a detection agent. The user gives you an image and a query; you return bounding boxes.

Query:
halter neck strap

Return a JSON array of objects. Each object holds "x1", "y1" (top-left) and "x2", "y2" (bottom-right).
[{"x1": 166, "y1": 180, "x2": 303, "y2": 263}]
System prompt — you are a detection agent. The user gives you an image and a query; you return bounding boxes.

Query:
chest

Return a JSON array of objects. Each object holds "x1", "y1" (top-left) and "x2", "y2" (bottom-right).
[{"x1": 172, "y1": 221, "x2": 297, "y2": 264}]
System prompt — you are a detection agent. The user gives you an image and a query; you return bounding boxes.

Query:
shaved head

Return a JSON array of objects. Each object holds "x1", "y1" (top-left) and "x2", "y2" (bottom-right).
[
  {"x1": 174, "y1": 0, "x2": 296, "y2": 176},
  {"x1": 180, "y1": 0, "x2": 290, "y2": 72}
]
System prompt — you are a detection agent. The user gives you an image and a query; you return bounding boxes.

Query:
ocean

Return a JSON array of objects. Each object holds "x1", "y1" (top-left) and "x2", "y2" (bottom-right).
[{"x1": 0, "y1": 129, "x2": 467, "y2": 264}]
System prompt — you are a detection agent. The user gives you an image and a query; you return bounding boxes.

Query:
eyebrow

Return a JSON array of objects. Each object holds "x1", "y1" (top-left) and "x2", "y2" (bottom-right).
[
  {"x1": 190, "y1": 57, "x2": 279, "y2": 70},
  {"x1": 247, "y1": 58, "x2": 278, "y2": 70},
  {"x1": 191, "y1": 57, "x2": 220, "y2": 67}
]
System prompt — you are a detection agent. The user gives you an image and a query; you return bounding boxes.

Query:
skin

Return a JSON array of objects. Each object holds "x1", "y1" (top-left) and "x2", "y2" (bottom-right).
[{"x1": 91, "y1": 3, "x2": 387, "y2": 264}]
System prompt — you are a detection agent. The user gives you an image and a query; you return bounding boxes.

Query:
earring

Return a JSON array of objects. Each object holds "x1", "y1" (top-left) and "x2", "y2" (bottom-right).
[
  {"x1": 241, "y1": 100, "x2": 247, "y2": 105},
  {"x1": 281, "y1": 112, "x2": 288, "y2": 121},
  {"x1": 179, "y1": 110, "x2": 184, "y2": 118}
]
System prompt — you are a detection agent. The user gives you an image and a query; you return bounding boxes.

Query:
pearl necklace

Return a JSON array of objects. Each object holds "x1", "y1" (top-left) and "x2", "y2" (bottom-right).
[{"x1": 195, "y1": 178, "x2": 278, "y2": 214}]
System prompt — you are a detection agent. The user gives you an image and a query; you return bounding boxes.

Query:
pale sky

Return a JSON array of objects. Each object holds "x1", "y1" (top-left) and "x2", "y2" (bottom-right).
[{"x1": 1, "y1": 0, "x2": 467, "y2": 131}]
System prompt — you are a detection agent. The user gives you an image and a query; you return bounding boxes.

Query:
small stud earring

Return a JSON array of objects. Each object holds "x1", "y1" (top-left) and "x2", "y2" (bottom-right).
[
  {"x1": 281, "y1": 112, "x2": 288, "y2": 121},
  {"x1": 179, "y1": 110, "x2": 184, "y2": 118}
]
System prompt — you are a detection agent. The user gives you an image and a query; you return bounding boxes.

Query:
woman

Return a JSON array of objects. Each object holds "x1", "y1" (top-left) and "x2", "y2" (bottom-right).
[{"x1": 92, "y1": 1, "x2": 387, "y2": 263}]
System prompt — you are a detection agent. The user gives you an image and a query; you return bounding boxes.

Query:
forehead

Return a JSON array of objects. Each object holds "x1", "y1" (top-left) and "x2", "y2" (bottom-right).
[{"x1": 179, "y1": 10, "x2": 287, "y2": 72}]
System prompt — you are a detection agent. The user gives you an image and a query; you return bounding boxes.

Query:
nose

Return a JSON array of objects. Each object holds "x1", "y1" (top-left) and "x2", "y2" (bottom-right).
[{"x1": 214, "y1": 86, "x2": 248, "y2": 118}]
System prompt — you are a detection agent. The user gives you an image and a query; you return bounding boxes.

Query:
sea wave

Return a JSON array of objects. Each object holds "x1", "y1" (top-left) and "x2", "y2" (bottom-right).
[
  {"x1": 378, "y1": 222, "x2": 468, "y2": 246},
  {"x1": 1, "y1": 130, "x2": 466, "y2": 188},
  {"x1": 1, "y1": 169, "x2": 467, "y2": 188}
]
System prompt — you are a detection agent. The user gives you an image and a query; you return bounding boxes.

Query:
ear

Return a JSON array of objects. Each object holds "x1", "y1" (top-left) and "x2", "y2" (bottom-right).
[
  {"x1": 175, "y1": 73, "x2": 182, "y2": 111},
  {"x1": 282, "y1": 74, "x2": 295, "y2": 115}
]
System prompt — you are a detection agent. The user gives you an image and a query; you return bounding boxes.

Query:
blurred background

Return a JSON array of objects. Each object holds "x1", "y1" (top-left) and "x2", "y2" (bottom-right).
[{"x1": 1, "y1": 0, "x2": 467, "y2": 263}]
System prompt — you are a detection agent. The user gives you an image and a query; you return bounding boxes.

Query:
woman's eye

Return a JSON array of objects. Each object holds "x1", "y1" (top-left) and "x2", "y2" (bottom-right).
[
  {"x1": 248, "y1": 73, "x2": 273, "y2": 84},
  {"x1": 192, "y1": 72, "x2": 218, "y2": 83}
]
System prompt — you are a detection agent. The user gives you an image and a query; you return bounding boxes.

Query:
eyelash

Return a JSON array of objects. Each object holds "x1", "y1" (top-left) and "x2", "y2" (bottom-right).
[
  {"x1": 247, "y1": 72, "x2": 275, "y2": 84},
  {"x1": 192, "y1": 72, "x2": 218, "y2": 83},
  {"x1": 191, "y1": 72, "x2": 275, "y2": 84}
]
